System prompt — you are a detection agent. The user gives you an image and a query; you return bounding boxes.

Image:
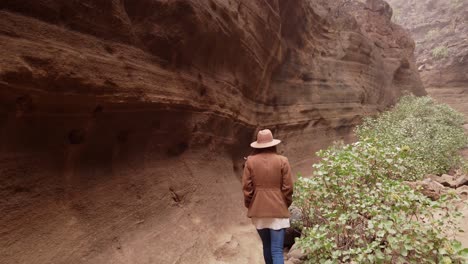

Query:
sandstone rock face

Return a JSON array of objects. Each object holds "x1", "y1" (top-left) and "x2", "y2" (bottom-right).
[
  {"x1": 0, "y1": 0, "x2": 423, "y2": 263},
  {"x1": 386, "y1": 0, "x2": 468, "y2": 119}
]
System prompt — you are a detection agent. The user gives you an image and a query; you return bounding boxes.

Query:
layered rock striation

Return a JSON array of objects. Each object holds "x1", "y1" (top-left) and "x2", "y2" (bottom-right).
[
  {"x1": 0, "y1": 0, "x2": 424, "y2": 263},
  {"x1": 387, "y1": 0, "x2": 468, "y2": 118}
]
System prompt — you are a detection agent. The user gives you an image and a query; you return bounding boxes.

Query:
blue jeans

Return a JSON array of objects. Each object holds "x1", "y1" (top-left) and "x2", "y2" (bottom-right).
[{"x1": 257, "y1": 228, "x2": 285, "y2": 264}]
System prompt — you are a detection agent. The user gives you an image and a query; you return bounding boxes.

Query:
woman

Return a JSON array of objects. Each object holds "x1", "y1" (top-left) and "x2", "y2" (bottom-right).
[{"x1": 242, "y1": 129, "x2": 293, "y2": 264}]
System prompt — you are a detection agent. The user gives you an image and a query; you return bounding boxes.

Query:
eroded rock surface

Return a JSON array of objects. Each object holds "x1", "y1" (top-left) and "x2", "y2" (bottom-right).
[
  {"x1": 386, "y1": 0, "x2": 468, "y2": 119},
  {"x1": 0, "y1": 0, "x2": 423, "y2": 263}
]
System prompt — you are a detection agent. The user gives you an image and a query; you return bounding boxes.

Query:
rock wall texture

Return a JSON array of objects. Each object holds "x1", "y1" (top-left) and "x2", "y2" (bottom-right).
[
  {"x1": 0, "y1": 0, "x2": 424, "y2": 263},
  {"x1": 386, "y1": 0, "x2": 468, "y2": 119}
]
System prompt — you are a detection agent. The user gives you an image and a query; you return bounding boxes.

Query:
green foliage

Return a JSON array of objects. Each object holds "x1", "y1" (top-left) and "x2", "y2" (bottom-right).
[
  {"x1": 392, "y1": 9, "x2": 401, "y2": 24},
  {"x1": 451, "y1": 0, "x2": 464, "y2": 9},
  {"x1": 356, "y1": 95, "x2": 467, "y2": 180},
  {"x1": 425, "y1": 29, "x2": 440, "y2": 41},
  {"x1": 461, "y1": 160, "x2": 468, "y2": 175},
  {"x1": 294, "y1": 96, "x2": 468, "y2": 263},
  {"x1": 294, "y1": 140, "x2": 466, "y2": 263},
  {"x1": 432, "y1": 46, "x2": 449, "y2": 60}
]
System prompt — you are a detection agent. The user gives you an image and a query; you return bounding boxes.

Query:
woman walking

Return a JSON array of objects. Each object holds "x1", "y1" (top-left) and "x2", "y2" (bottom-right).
[{"x1": 242, "y1": 129, "x2": 293, "y2": 264}]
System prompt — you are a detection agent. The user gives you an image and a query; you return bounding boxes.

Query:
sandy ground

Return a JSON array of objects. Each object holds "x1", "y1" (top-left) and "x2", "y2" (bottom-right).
[{"x1": 427, "y1": 86, "x2": 468, "y2": 247}]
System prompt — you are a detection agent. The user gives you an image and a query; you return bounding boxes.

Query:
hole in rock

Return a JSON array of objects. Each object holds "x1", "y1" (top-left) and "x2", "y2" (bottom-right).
[
  {"x1": 93, "y1": 105, "x2": 103, "y2": 117},
  {"x1": 13, "y1": 186, "x2": 30, "y2": 193},
  {"x1": 68, "y1": 129, "x2": 86, "y2": 145},
  {"x1": 301, "y1": 73, "x2": 314, "y2": 82},
  {"x1": 15, "y1": 95, "x2": 33, "y2": 113},
  {"x1": 209, "y1": 0, "x2": 217, "y2": 10},
  {"x1": 104, "y1": 44, "x2": 115, "y2": 54},
  {"x1": 199, "y1": 86, "x2": 207, "y2": 96},
  {"x1": 167, "y1": 142, "x2": 189, "y2": 156}
]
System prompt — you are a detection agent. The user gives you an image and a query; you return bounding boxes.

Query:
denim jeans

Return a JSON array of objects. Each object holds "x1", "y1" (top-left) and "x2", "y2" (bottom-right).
[{"x1": 257, "y1": 228, "x2": 285, "y2": 264}]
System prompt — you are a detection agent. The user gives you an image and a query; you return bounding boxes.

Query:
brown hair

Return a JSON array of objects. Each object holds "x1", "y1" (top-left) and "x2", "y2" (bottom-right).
[{"x1": 251, "y1": 146, "x2": 277, "y2": 155}]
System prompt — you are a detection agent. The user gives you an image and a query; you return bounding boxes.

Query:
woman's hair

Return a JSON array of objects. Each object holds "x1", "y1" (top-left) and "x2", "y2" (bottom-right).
[{"x1": 251, "y1": 146, "x2": 277, "y2": 155}]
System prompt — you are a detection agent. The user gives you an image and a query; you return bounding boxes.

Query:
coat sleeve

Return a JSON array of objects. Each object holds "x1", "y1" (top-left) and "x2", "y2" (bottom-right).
[
  {"x1": 242, "y1": 158, "x2": 254, "y2": 208},
  {"x1": 281, "y1": 157, "x2": 293, "y2": 207}
]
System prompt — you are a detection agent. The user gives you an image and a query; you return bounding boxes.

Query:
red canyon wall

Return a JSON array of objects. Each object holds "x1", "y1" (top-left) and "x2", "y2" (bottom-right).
[
  {"x1": 387, "y1": 0, "x2": 468, "y2": 119},
  {"x1": 0, "y1": 0, "x2": 424, "y2": 263}
]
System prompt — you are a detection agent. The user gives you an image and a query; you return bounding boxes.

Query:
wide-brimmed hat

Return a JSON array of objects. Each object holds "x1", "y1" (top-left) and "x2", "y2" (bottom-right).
[{"x1": 250, "y1": 129, "x2": 281, "y2": 149}]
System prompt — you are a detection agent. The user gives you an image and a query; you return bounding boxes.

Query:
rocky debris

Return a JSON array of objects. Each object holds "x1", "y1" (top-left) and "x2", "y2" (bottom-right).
[
  {"x1": 285, "y1": 258, "x2": 304, "y2": 264},
  {"x1": 457, "y1": 186, "x2": 468, "y2": 200},
  {"x1": 289, "y1": 205, "x2": 303, "y2": 224},
  {"x1": 284, "y1": 243, "x2": 307, "y2": 264},
  {"x1": 405, "y1": 178, "x2": 447, "y2": 200},
  {"x1": 428, "y1": 174, "x2": 455, "y2": 187},
  {"x1": 428, "y1": 174, "x2": 468, "y2": 188},
  {"x1": 0, "y1": 0, "x2": 424, "y2": 263},
  {"x1": 284, "y1": 205, "x2": 303, "y2": 248},
  {"x1": 407, "y1": 174, "x2": 468, "y2": 200},
  {"x1": 453, "y1": 175, "x2": 468, "y2": 188}
]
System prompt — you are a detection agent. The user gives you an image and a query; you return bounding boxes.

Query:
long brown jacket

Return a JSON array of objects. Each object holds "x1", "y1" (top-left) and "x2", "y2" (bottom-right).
[{"x1": 242, "y1": 152, "x2": 293, "y2": 218}]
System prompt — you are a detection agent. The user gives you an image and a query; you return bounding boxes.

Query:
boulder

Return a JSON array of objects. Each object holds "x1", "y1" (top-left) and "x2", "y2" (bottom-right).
[
  {"x1": 453, "y1": 175, "x2": 468, "y2": 188},
  {"x1": 428, "y1": 174, "x2": 456, "y2": 187},
  {"x1": 405, "y1": 178, "x2": 447, "y2": 200}
]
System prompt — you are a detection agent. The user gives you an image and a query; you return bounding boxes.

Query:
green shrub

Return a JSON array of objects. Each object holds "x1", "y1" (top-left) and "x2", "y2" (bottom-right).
[
  {"x1": 451, "y1": 0, "x2": 463, "y2": 9},
  {"x1": 425, "y1": 29, "x2": 439, "y2": 41},
  {"x1": 432, "y1": 46, "x2": 449, "y2": 60},
  {"x1": 294, "y1": 140, "x2": 467, "y2": 263},
  {"x1": 294, "y1": 96, "x2": 468, "y2": 263},
  {"x1": 356, "y1": 95, "x2": 467, "y2": 180},
  {"x1": 392, "y1": 9, "x2": 401, "y2": 24},
  {"x1": 461, "y1": 160, "x2": 468, "y2": 175}
]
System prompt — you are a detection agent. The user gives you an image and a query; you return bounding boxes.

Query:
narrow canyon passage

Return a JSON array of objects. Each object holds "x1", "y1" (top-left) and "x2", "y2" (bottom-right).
[{"x1": 0, "y1": 0, "x2": 435, "y2": 263}]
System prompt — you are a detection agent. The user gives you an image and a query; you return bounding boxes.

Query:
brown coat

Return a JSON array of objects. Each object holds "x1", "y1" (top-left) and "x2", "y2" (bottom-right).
[{"x1": 242, "y1": 152, "x2": 293, "y2": 218}]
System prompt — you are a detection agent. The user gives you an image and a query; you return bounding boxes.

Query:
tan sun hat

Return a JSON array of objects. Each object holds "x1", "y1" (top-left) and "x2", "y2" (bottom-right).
[{"x1": 250, "y1": 129, "x2": 281, "y2": 149}]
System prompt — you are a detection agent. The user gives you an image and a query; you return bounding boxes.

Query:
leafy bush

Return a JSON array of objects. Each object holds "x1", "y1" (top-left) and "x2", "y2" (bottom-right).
[
  {"x1": 432, "y1": 46, "x2": 449, "y2": 60},
  {"x1": 392, "y1": 9, "x2": 401, "y2": 24},
  {"x1": 461, "y1": 160, "x2": 468, "y2": 175},
  {"x1": 451, "y1": 0, "x2": 463, "y2": 9},
  {"x1": 294, "y1": 96, "x2": 468, "y2": 263},
  {"x1": 295, "y1": 140, "x2": 466, "y2": 263},
  {"x1": 356, "y1": 95, "x2": 467, "y2": 180},
  {"x1": 425, "y1": 29, "x2": 439, "y2": 41}
]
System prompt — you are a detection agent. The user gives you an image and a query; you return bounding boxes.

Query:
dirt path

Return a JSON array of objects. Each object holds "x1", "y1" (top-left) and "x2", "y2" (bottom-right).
[
  {"x1": 427, "y1": 86, "x2": 468, "y2": 247},
  {"x1": 456, "y1": 123, "x2": 468, "y2": 248}
]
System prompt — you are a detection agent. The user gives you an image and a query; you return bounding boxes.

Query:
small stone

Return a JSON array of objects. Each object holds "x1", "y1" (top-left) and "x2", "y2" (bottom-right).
[
  {"x1": 456, "y1": 185, "x2": 468, "y2": 200},
  {"x1": 287, "y1": 244, "x2": 307, "y2": 260},
  {"x1": 289, "y1": 257, "x2": 304, "y2": 264},
  {"x1": 453, "y1": 175, "x2": 468, "y2": 188}
]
